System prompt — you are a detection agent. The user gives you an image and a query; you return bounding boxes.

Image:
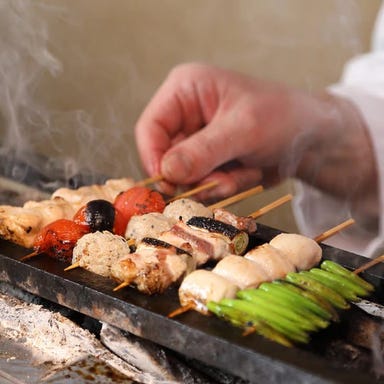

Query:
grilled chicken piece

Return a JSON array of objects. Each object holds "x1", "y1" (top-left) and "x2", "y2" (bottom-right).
[
  {"x1": 213, "y1": 208, "x2": 257, "y2": 234},
  {"x1": 158, "y1": 221, "x2": 238, "y2": 266},
  {"x1": 0, "y1": 197, "x2": 75, "y2": 248},
  {"x1": 163, "y1": 198, "x2": 257, "y2": 234},
  {"x1": 52, "y1": 177, "x2": 135, "y2": 212},
  {"x1": 163, "y1": 198, "x2": 213, "y2": 222},
  {"x1": 269, "y1": 233, "x2": 322, "y2": 271},
  {"x1": 244, "y1": 243, "x2": 296, "y2": 280},
  {"x1": 212, "y1": 255, "x2": 267, "y2": 289},
  {"x1": 72, "y1": 231, "x2": 131, "y2": 276},
  {"x1": 125, "y1": 212, "x2": 177, "y2": 241},
  {"x1": 178, "y1": 269, "x2": 239, "y2": 314},
  {"x1": 186, "y1": 216, "x2": 249, "y2": 255},
  {"x1": 111, "y1": 238, "x2": 195, "y2": 294}
]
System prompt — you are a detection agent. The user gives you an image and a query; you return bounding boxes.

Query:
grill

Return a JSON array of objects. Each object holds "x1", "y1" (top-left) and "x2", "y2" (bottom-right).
[{"x1": 0, "y1": 158, "x2": 384, "y2": 383}]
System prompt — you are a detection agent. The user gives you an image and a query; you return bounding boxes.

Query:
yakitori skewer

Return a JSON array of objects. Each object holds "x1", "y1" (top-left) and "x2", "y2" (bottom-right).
[
  {"x1": 112, "y1": 195, "x2": 299, "y2": 293},
  {"x1": 26, "y1": 179, "x2": 219, "y2": 264},
  {"x1": 66, "y1": 181, "x2": 259, "y2": 271},
  {"x1": 167, "y1": 217, "x2": 356, "y2": 318}
]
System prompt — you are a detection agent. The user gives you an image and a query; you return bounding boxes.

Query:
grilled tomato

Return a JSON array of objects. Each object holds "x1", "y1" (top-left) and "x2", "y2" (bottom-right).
[
  {"x1": 73, "y1": 199, "x2": 126, "y2": 236},
  {"x1": 114, "y1": 186, "x2": 166, "y2": 231}
]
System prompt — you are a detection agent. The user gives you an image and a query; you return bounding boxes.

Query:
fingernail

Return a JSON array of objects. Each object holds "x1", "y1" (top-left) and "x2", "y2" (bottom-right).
[{"x1": 162, "y1": 152, "x2": 192, "y2": 181}]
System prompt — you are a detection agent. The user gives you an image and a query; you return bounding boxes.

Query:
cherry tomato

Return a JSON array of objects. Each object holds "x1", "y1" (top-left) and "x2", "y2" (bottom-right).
[
  {"x1": 33, "y1": 219, "x2": 89, "y2": 262},
  {"x1": 114, "y1": 186, "x2": 166, "y2": 231},
  {"x1": 112, "y1": 207, "x2": 127, "y2": 236}
]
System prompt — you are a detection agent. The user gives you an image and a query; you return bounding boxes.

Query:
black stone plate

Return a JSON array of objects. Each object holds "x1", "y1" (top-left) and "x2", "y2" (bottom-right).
[{"x1": 1, "y1": 223, "x2": 384, "y2": 384}]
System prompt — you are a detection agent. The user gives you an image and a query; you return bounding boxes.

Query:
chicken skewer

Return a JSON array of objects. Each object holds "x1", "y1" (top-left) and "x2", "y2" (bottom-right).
[
  {"x1": 68, "y1": 195, "x2": 297, "y2": 294},
  {"x1": 0, "y1": 176, "x2": 151, "y2": 249},
  {"x1": 65, "y1": 185, "x2": 271, "y2": 271},
  {"x1": 70, "y1": 231, "x2": 196, "y2": 295},
  {"x1": 104, "y1": 193, "x2": 292, "y2": 289},
  {"x1": 20, "y1": 180, "x2": 223, "y2": 262},
  {"x1": 125, "y1": 192, "x2": 291, "y2": 246},
  {"x1": 168, "y1": 218, "x2": 355, "y2": 317},
  {"x1": 111, "y1": 216, "x2": 250, "y2": 292}
]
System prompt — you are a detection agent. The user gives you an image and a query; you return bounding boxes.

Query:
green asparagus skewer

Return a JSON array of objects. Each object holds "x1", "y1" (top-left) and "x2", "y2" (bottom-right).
[
  {"x1": 320, "y1": 260, "x2": 375, "y2": 292},
  {"x1": 237, "y1": 288, "x2": 329, "y2": 330},
  {"x1": 219, "y1": 298, "x2": 311, "y2": 343},
  {"x1": 285, "y1": 272, "x2": 350, "y2": 310},
  {"x1": 206, "y1": 301, "x2": 293, "y2": 347}
]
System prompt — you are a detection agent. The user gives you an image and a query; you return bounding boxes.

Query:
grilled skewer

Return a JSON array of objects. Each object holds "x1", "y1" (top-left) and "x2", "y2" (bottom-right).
[
  {"x1": 66, "y1": 194, "x2": 292, "y2": 293},
  {"x1": 169, "y1": 219, "x2": 355, "y2": 317}
]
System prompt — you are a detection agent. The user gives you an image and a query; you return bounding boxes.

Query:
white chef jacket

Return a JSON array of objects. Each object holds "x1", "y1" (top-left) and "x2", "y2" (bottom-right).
[{"x1": 293, "y1": 4, "x2": 384, "y2": 258}]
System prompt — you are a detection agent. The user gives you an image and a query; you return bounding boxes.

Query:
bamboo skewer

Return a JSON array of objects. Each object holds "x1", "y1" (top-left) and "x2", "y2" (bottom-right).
[
  {"x1": 135, "y1": 174, "x2": 164, "y2": 186},
  {"x1": 166, "y1": 180, "x2": 219, "y2": 203},
  {"x1": 19, "y1": 250, "x2": 40, "y2": 262},
  {"x1": 314, "y1": 218, "x2": 355, "y2": 243},
  {"x1": 248, "y1": 194, "x2": 293, "y2": 219},
  {"x1": 353, "y1": 254, "x2": 384, "y2": 275},
  {"x1": 113, "y1": 281, "x2": 130, "y2": 291},
  {"x1": 208, "y1": 185, "x2": 264, "y2": 210},
  {"x1": 64, "y1": 262, "x2": 80, "y2": 271}
]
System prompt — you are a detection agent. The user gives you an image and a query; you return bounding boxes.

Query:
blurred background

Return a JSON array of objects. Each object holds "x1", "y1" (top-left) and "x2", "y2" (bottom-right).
[{"x1": 0, "y1": 0, "x2": 381, "y2": 233}]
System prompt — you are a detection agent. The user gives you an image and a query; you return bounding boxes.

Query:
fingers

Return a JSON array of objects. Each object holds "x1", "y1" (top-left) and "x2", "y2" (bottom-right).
[
  {"x1": 135, "y1": 63, "x2": 216, "y2": 176},
  {"x1": 160, "y1": 109, "x2": 259, "y2": 184}
]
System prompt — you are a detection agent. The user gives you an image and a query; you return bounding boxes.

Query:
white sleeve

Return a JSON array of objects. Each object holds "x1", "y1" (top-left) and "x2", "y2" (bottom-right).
[{"x1": 293, "y1": 6, "x2": 384, "y2": 258}]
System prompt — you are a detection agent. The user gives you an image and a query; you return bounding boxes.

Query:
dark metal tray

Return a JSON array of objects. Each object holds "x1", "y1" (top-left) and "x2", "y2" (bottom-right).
[{"x1": 1, "y1": 223, "x2": 384, "y2": 384}]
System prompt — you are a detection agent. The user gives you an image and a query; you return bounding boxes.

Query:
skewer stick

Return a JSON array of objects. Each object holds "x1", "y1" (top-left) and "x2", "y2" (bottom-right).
[
  {"x1": 353, "y1": 254, "x2": 384, "y2": 275},
  {"x1": 64, "y1": 262, "x2": 80, "y2": 271},
  {"x1": 166, "y1": 180, "x2": 219, "y2": 203},
  {"x1": 135, "y1": 174, "x2": 163, "y2": 186},
  {"x1": 168, "y1": 303, "x2": 195, "y2": 318},
  {"x1": 127, "y1": 238, "x2": 136, "y2": 247},
  {"x1": 313, "y1": 218, "x2": 355, "y2": 243},
  {"x1": 19, "y1": 250, "x2": 40, "y2": 262},
  {"x1": 208, "y1": 185, "x2": 264, "y2": 210},
  {"x1": 248, "y1": 194, "x2": 293, "y2": 219},
  {"x1": 113, "y1": 281, "x2": 130, "y2": 291}
]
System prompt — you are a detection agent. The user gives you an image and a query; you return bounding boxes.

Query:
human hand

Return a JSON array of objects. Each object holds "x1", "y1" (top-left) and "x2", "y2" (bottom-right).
[{"x1": 135, "y1": 63, "x2": 377, "y2": 210}]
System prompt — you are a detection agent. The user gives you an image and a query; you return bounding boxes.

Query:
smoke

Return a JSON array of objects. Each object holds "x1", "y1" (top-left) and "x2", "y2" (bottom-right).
[
  {"x1": 0, "y1": 0, "x2": 139, "y2": 191},
  {"x1": 0, "y1": 0, "x2": 62, "y2": 181}
]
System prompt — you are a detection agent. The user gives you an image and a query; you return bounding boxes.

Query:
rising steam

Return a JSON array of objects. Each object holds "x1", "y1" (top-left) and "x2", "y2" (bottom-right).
[{"x1": 0, "y1": 0, "x2": 139, "y2": 191}]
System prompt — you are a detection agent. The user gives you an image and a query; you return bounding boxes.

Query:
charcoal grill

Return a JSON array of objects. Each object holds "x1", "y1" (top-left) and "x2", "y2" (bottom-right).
[
  {"x1": 0, "y1": 157, "x2": 384, "y2": 383},
  {"x1": 1, "y1": 226, "x2": 384, "y2": 384}
]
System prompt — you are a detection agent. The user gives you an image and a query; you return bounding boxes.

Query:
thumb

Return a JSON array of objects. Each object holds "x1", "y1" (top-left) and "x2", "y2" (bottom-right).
[{"x1": 160, "y1": 119, "x2": 246, "y2": 184}]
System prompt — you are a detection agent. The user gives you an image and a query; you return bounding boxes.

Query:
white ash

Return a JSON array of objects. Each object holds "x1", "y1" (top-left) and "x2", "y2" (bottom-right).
[
  {"x1": 0, "y1": 292, "x2": 142, "y2": 380},
  {"x1": 0, "y1": 285, "x2": 243, "y2": 383},
  {"x1": 100, "y1": 323, "x2": 213, "y2": 384}
]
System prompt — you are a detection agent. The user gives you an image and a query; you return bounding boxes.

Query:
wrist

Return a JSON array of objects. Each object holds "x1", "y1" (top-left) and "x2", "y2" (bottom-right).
[{"x1": 294, "y1": 92, "x2": 379, "y2": 222}]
